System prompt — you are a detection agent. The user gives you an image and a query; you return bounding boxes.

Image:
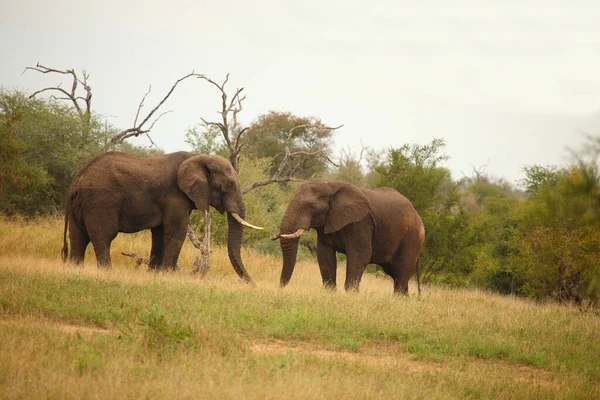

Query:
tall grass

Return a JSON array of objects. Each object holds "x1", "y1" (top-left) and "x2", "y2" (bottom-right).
[{"x1": 0, "y1": 216, "x2": 599, "y2": 399}]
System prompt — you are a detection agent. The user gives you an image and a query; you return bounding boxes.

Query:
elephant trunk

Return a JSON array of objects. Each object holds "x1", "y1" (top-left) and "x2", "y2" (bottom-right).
[
  {"x1": 226, "y1": 199, "x2": 255, "y2": 286},
  {"x1": 277, "y1": 208, "x2": 308, "y2": 287},
  {"x1": 280, "y1": 237, "x2": 300, "y2": 287}
]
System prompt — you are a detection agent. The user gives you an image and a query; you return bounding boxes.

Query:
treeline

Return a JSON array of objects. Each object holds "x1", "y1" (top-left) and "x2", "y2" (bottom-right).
[{"x1": 1, "y1": 88, "x2": 599, "y2": 304}]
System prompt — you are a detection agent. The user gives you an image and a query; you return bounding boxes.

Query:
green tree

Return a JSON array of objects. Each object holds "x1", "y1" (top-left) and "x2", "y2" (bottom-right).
[
  {"x1": 243, "y1": 111, "x2": 336, "y2": 179},
  {"x1": 460, "y1": 175, "x2": 522, "y2": 293},
  {"x1": 0, "y1": 108, "x2": 51, "y2": 215},
  {"x1": 184, "y1": 123, "x2": 229, "y2": 156},
  {"x1": 507, "y1": 152, "x2": 600, "y2": 304},
  {"x1": 374, "y1": 138, "x2": 449, "y2": 211},
  {"x1": 521, "y1": 165, "x2": 559, "y2": 193},
  {"x1": 0, "y1": 90, "x2": 108, "y2": 215}
]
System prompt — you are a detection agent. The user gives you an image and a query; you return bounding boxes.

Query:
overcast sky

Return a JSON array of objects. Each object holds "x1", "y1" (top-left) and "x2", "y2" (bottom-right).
[{"x1": 2, "y1": 0, "x2": 599, "y2": 184}]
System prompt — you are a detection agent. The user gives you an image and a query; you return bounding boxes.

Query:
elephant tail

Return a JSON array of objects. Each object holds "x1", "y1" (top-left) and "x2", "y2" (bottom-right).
[
  {"x1": 61, "y1": 193, "x2": 72, "y2": 263},
  {"x1": 416, "y1": 257, "x2": 421, "y2": 296}
]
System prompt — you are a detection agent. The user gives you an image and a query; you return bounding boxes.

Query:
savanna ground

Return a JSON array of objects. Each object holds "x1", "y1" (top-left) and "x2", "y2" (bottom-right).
[{"x1": 0, "y1": 216, "x2": 599, "y2": 399}]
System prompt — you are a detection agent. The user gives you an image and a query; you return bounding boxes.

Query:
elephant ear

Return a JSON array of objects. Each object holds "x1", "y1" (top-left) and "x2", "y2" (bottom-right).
[
  {"x1": 177, "y1": 156, "x2": 210, "y2": 211},
  {"x1": 324, "y1": 183, "x2": 371, "y2": 234}
]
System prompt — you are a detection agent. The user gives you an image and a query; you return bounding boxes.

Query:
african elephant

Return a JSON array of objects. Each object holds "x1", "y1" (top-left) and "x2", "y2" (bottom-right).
[
  {"x1": 272, "y1": 180, "x2": 424, "y2": 294},
  {"x1": 61, "y1": 151, "x2": 262, "y2": 283}
]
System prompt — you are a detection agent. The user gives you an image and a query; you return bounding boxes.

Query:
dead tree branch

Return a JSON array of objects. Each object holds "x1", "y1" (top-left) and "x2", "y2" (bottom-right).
[
  {"x1": 121, "y1": 252, "x2": 183, "y2": 270},
  {"x1": 121, "y1": 252, "x2": 150, "y2": 268},
  {"x1": 25, "y1": 63, "x2": 93, "y2": 127},
  {"x1": 195, "y1": 73, "x2": 248, "y2": 172},
  {"x1": 111, "y1": 72, "x2": 196, "y2": 143},
  {"x1": 242, "y1": 177, "x2": 305, "y2": 194}
]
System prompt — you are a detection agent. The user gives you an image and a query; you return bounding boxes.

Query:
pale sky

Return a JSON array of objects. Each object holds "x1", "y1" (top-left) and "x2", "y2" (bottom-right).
[{"x1": 2, "y1": 0, "x2": 599, "y2": 184}]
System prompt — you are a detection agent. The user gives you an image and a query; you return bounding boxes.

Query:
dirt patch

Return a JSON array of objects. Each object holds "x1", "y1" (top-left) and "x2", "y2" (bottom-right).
[
  {"x1": 468, "y1": 358, "x2": 560, "y2": 390},
  {"x1": 53, "y1": 323, "x2": 111, "y2": 335},
  {"x1": 251, "y1": 340, "x2": 432, "y2": 373},
  {"x1": 251, "y1": 339, "x2": 559, "y2": 389},
  {"x1": 0, "y1": 316, "x2": 111, "y2": 335}
]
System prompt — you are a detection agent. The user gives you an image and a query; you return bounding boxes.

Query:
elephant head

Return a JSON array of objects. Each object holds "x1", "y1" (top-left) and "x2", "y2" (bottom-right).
[
  {"x1": 178, "y1": 154, "x2": 262, "y2": 284},
  {"x1": 272, "y1": 180, "x2": 370, "y2": 287}
]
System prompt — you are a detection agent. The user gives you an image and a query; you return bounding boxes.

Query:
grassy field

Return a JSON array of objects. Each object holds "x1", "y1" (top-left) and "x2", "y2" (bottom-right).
[{"x1": 0, "y1": 216, "x2": 599, "y2": 399}]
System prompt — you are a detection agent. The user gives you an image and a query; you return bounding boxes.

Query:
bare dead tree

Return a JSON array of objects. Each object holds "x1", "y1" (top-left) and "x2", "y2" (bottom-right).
[
  {"x1": 242, "y1": 123, "x2": 342, "y2": 194},
  {"x1": 470, "y1": 162, "x2": 489, "y2": 183},
  {"x1": 194, "y1": 73, "x2": 249, "y2": 172},
  {"x1": 339, "y1": 140, "x2": 367, "y2": 165},
  {"x1": 183, "y1": 72, "x2": 248, "y2": 276},
  {"x1": 460, "y1": 161, "x2": 490, "y2": 186},
  {"x1": 25, "y1": 63, "x2": 93, "y2": 128},
  {"x1": 188, "y1": 211, "x2": 211, "y2": 277}
]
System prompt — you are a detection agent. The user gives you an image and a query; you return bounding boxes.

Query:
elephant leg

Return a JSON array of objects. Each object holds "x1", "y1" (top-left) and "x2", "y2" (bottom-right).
[
  {"x1": 87, "y1": 215, "x2": 118, "y2": 270},
  {"x1": 90, "y1": 238, "x2": 114, "y2": 269},
  {"x1": 392, "y1": 240, "x2": 421, "y2": 295},
  {"x1": 316, "y1": 241, "x2": 337, "y2": 290},
  {"x1": 161, "y1": 215, "x2": 188, "y2": 271},
  {"x1": 149, "y1": 225, "x2": 165, "y2": 269},
  {"x1": 340, "y1": 223, "x2": 372, "y2": 291},
  {"x1": 344, "y1": 250, "x2": 370, "y2": 291},
  {"x1": 69, "y1": 222, "x2": 90, "y2": 265},
  {"x1": 380, "y1": 263, "x2": 396, "y2": 279}
]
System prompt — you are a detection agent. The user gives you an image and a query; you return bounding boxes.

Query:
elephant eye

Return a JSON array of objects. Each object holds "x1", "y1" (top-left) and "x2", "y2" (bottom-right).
[{"x1": 223, "y1": 181, "x2": 234, "y2": 191}]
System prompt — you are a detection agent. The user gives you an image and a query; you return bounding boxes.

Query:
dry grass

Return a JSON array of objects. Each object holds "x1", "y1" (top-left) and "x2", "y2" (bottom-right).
[{"x1": 0, "y1": 216, "x2": 599, "y2": 399}]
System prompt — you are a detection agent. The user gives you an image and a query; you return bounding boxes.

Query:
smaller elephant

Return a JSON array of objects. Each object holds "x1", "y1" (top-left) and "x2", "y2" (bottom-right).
[
  {"x1": 272, "y1": 180, "x2": 424, "y2": 294},
  {"x1": 62, "y1": 151, "x2": 262, "y2": 283}
]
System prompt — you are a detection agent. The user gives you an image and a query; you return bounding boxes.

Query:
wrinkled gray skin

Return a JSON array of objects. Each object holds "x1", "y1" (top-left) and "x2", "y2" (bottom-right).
[
  {"x1": 62, "y1": 151, "x2": 254, "y2": 284},
  {"x1": 273, "y1": 181, "x2": 424, "y2": 294}
]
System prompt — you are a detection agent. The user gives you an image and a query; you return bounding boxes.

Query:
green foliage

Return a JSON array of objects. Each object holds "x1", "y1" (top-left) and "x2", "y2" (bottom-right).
[
  {"x1": 137, "y1": 304, "x2": 196, "y2": 352},
  {"x1": 0, "y1": 115, "x2": 52, "y2": 215},
  {"x1": 374, "y1": 138, "x2": 449, "y2": 211},
  {"x1": 507, "y1": 162, "x2": 600, "y2": 304},
  {"x1": 521, "y1": 165, "x2": 559, "y2": 193},
  {"x1": 460, "y1": 176, "x2": 522, "y2": 293},
  {"x1": 0, "y1": 90, "x2": 105, "y2": 215},
  {"x1": 74, "y1": 349, "x2": 104, "y2": 376},
  {"x1": 184, "y1": 122, "x2": 229, "y2": 156}
]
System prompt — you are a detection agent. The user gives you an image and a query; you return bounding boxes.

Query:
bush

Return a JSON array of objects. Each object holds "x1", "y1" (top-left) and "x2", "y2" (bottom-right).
[{"x1": 507, "y1": 163, "x2": 600, "y2": 304}]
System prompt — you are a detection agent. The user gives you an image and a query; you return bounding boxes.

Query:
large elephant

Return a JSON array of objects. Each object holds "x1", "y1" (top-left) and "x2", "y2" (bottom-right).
[
  {"x1": 61, "y1": 151, "x2": 262, "y2": 283},
  {"x1": 272, "y1": 180, "x2": 424, "y2": 294}
]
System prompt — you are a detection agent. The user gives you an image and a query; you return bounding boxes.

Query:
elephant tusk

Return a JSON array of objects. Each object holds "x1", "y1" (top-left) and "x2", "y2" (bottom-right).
[
  {"x1": 271, "y1": 233, "x2": 281, "y2": 241},
  {"x1": 279, "y1": 228, "x2": 305, "y2": 240},
  {"x1": 231, "y1": 213, "x2": 264, "y2": 230}
]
